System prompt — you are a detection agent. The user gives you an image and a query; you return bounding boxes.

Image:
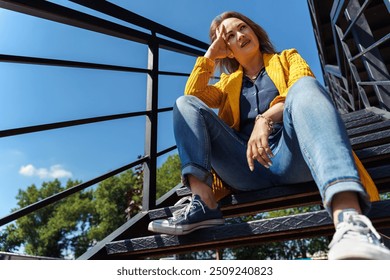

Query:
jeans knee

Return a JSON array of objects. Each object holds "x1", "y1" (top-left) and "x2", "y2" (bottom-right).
[
  {"x1": 174, "y1": 95, "x2": 189, "y2": 111},
  {"x1": 285, "y1": 76, "x2": 329, "y2": 112},
  {"x1": 174, "y1": 95, "x2": 200, "y2": 112},
  {"x1": 174, "y1": 95, "x2": 208, "y2": 124}
]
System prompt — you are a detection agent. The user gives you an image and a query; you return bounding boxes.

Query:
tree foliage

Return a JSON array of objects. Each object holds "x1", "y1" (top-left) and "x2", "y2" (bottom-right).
[
  {"x1": 0, "y1": 156, "x2": 178, "y2": 259},
  {"x1": 156, "y1": 154, "x2": 181, "y2": 199},
  {"x1": 87, "y1": 169, "x2": 142, "y2": 243},
  {"x1": 0, "y1": 179, "x2": 95, "y2": 258}
]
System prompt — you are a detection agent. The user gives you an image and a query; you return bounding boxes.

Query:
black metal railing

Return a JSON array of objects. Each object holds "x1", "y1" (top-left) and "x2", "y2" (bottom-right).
[
  {"x1": 0, "y1": 0, "x2": 208, "y2": 227},
  {"x1": 308, "y1": 0, "x2": 389, "y2": 113}
]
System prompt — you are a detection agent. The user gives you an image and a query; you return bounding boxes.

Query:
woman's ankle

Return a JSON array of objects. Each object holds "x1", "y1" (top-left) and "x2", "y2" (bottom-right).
[{"x1": 188, "y1": 175, "x2": 218, "y2": 209}]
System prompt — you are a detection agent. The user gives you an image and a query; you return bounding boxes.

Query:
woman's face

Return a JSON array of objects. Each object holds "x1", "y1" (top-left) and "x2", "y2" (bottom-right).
[{"x1": 219, "y1": 17, "x2": 260, "y2": 60}]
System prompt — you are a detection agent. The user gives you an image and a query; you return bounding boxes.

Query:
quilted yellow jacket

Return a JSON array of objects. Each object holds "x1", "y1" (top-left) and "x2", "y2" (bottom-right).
[{"x1": 184, "y1": 49, "x2": 379, "y2": 202}]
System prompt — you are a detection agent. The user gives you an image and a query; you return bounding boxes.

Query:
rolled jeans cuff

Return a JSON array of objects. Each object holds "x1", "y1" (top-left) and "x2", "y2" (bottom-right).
[
  {"x1": 182, "y1": 164, "x2": 213, "y2": 188},
  {"x1": 323, "y1": 180, "x2": 371, "y2": 217}
]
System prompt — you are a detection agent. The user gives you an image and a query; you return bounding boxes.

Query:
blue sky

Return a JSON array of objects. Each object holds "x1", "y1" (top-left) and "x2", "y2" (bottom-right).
[{"x1": 0, "y1": 0, "x2": 322, "y2": 226}]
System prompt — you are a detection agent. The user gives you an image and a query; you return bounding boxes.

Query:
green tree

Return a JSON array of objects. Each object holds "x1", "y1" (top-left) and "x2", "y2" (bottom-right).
[
  {"x1": 88, "y1": 169, "x2": 142, "y2": 242},
  {"x1": 0, "y1": 179, "x2": 95, "y2": 258},
  {"x1": 0, "y1": 168, "x2": 145, "y2": 259},
  {"x1": 156, "y1": 154, "x2": 181, "y2": 198},
  {"x1": 381, "y1": 192, "x2": 390, "y2": 200}
]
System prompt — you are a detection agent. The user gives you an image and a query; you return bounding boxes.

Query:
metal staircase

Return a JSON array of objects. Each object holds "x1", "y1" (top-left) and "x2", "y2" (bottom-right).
[{"x1": 0, "y1": 0, "x2": 389, "y2": 260}]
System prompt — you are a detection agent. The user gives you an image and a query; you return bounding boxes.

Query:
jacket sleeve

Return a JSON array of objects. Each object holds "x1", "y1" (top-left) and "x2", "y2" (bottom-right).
[
  {"x1": 270, "y1": 49, "x2": 315, "y2": 107},
  {"x1": 184, "y1": 57, "x2": 224, "y2": 108}
]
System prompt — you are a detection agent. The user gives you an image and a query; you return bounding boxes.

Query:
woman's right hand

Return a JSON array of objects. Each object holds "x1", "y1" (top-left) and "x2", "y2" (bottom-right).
[
  {"x1": 246, "y1": 117, "x2": 274, "y2": 171},
  {"x1": 205, "y1": 25, "x2": 233, "y2": 61}
]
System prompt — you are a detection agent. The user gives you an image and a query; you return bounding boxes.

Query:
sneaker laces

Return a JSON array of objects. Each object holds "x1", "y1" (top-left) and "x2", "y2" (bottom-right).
[
  {"x1": 329, "y1": 214, "x2": 383, "y2": 248},
  {"x1": 171, "y1": 196, "x2": 206, "y2": 223},
  {"x1": 174, "y1": 196, "x2": 192, "y2": 206}
]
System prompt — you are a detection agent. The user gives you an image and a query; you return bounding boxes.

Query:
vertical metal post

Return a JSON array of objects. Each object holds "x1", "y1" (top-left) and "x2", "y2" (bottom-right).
[
  {"x1": 330, "y1": 0, "x2": 345, "y2": 73},
  {"x1": 143, "y1": 33, "x2": 159, "y2": 210}
]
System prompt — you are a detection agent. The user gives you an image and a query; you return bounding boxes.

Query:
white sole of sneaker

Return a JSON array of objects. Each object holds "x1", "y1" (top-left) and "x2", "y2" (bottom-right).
[
  {"x1": 148, "y1": 219, "x2": 225, "y2": 235},
  {"x1": 328, "y1": 240, "x2": 390, "y2": 260}
]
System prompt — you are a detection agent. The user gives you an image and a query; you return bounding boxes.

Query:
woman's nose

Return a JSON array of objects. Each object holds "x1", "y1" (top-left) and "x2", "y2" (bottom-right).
[{"x1": 237, "y1": 31, "x2": 245, "y2": 41}]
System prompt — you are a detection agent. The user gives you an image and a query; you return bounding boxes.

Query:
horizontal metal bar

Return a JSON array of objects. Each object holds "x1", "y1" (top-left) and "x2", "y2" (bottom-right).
[
  {"x1": 0, "y1": 54, "x2": 194, "y2": 78},
  {"x1": 157, "y1": 107, "x2": 173, "y2": 113},
  {"x1": 358, "y1": 81, "x2": 390, "y2": 86},
  {"x1": 0, "y1": 0, "x2": 205, "y2": 56},
  {"x1": 70, "y1": 0, "x2": 209, "y2": 50},
  {"x1": 0, "y1": 110, "x2": 149, "y2": 138},
  {"x1": 350, "y1": 33, "x2": 390, "y2": 62},
  {"x1": 157, "y1": 36, "x2": 206, "y2": 57},
  {"x1": 0, "y1": 0, "x2": 151, "y2": 44},
  {"x1": 157, "y1": 145, "x2": 177, "y2": 158},
  {"x1": 342, "y1": 0, "x2": 372, "y2": 40},
  {"x1": 0, "y1": 156, "x2": 148, "y2": 227},
  {"x1": 0, "y1": 54, "x2": 150, "y2": 73}
]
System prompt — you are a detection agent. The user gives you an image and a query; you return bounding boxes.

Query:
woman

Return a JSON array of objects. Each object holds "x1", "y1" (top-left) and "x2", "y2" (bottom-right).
[{"x1": 148, "y1": 11, "x2": 390, "y2": 260}]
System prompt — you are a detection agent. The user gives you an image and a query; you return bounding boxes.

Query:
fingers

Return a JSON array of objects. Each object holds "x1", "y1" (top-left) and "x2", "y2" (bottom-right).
[
  {"x1": 261, "y1": 138, "x2": 274, "y2": 160},
  {"x1": 246, "y1": 137, "x2": 274, "y2": 171},
  {"x1": 216, "y1": 24, "x2": 226, "y2": 39},
  {"x1": 246, "y1": 148, "x2": 255, "y2": 172},
  {"x1": 215, "y1": 26, "x2": 221, "y2": 39},
  {"x1": 258, "y1": 145, "x2": 273, "y2": 167},
  {"x1": 215, "y1": 25, "x2": 232, "y2": 57}
]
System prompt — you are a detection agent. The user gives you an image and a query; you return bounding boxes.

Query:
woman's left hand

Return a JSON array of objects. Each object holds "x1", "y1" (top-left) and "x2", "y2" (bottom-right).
[{"x1": 246, "y1": 117, "x2": 274, "y2": 171}]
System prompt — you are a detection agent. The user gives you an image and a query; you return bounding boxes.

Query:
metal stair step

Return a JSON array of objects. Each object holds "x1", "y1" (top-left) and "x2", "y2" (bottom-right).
[
  {"x1": 347, "y1": 119, "x2": 390, "y2": 138},
  {"x1": 148, "y1": 164, "x2": 390, "y2": 221},
  {"x1": 105, "y1": 200, "x2": 390, "y2": 258},
  {"x1": 341, "y1": 109, "x2": 375, "y2": 123}
]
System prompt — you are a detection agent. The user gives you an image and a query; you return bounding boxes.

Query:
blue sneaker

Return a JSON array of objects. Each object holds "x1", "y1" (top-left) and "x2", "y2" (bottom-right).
[{"x1": 148, "y1": 195, "x2": 224, "y2": 235}]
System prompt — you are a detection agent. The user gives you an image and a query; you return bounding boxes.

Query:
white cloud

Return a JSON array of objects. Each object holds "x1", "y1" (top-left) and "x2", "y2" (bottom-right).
[
  {"x1": 19, "y1": 164, "x2": 73, "y2": 179},
  {"x1": 19, "y1": 164, "x2": 35, "y2": 176}
]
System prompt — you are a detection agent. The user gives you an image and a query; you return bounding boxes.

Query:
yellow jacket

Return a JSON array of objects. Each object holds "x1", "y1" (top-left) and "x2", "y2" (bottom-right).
[{"x1": 184, "y1": 49, "x2": 379, "y2": 201}]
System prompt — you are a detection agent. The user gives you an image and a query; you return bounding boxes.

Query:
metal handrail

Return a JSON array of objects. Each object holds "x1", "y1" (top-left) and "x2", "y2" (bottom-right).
[
  {"x1": 0, "y1": 111, "x2": 147, "y2": 138},
  {"x1": 0, "y1": 0, "x2": 206, "y2": 56},
  {"x1": 70, "y1": 0, "x2": 209, "y2": 50},
  {"x1": 0, "y1": 54, "x2": 151, "y2": 73},
  {"x1": 0, "y1": 0, "x2": 208, "y2": 226},
  {"x1": 0, "y1": 107, "x2": 176, "y2": 138},
  {"x1": 0, "y1": 156, "x2": 148, "y2": 227}
]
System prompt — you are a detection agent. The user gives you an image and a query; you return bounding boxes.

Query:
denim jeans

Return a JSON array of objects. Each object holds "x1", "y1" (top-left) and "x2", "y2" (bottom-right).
[{"x1": 173, "y1": 76, "x2": 370, "y2": 215}]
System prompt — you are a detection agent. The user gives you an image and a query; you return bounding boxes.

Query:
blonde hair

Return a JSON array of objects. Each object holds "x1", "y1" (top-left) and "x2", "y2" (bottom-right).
[{"x1": 209, "y1": 11, "x2": 276, "y2": 74}]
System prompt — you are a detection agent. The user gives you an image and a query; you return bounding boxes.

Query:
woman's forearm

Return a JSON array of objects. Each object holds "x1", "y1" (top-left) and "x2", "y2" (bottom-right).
[{"x1": 261, "y1": 102, "x2": 284, "y2": 123}]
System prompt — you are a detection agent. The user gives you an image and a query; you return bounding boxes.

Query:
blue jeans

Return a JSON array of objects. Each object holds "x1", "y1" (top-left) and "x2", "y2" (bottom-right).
[{"x1": 173, "y1": 77, "x2": 370, "y2": 215}]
